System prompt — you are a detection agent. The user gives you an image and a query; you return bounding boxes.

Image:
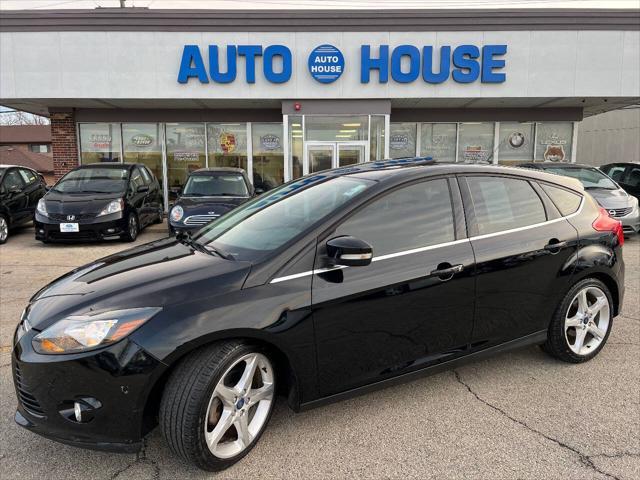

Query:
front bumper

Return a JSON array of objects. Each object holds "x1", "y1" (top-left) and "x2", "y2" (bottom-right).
[
  {"x1": 12, "y1": 329, "x2": 166, "y2": 453},
  {"x1": 35, "y1": 212, "x2": 127, "y2": 242},
  {"x1": 167, "y1": 221, "x2": 201, "y2": 236}
]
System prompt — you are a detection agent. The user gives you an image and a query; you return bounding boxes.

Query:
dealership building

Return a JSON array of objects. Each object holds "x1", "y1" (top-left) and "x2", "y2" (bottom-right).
[{"x1": 1, "y1": 8, "x2": 639, "y2": 210}]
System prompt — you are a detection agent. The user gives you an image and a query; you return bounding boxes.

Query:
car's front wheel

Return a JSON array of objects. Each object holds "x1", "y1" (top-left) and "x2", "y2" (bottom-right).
[
  {"x1": 159, "y1": 341, "x2": 276, "y2": 471},
  {"x1": 122, "y1": 213, "x2": 138, "y2": 242},
  {"x1": 542, "y1": 278, "x2": 614, "y2": 363}
]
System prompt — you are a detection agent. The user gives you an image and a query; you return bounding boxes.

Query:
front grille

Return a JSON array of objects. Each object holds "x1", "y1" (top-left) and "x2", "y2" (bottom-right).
[
  {"x1": 14, "y1": 364, "x2": 45, "y2": 417},
  {"x1": 49, "y1": 230, "x2": 98, "y2": 241},
  {"x1": 184, "y1": 214, "x2": 220, "y2": 226},
  {"x1": 608, "y1": 207, "x2": 633, "y2": 218},
  {"x1": 48, "y1": 212, "x2": 96, "y2": 221}
]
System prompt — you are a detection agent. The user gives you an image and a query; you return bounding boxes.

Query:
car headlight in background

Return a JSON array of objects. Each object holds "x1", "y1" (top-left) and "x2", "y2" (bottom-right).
[
  {"x1": 32, "y1": 307, "x2": 161, "y2": 354},
  {"x1": 36, "y1": 198, "x2": 47, "y2": 216},
  {"x1": 170, "y1": 205, "x2": 184, "y2": 222},
  {"x1": 97, "y1": 199, "x2": 124, "y2": 217}
]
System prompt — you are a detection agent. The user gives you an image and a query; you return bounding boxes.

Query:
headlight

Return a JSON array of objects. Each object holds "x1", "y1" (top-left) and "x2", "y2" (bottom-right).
[
  {"x1": 97, "y1": 199, "x2": 124, "y2": 217},
  {"x1": 170, "y1": 205, "x2": 184, "y2": 222},
  {"x1": 37, "y1": 198, "x2": 47, "y2": 216},
  {"x1": 32, "y1": 307, "x2": 161, "y2": 354},
  {"x1": 631, "y1": 196, "x2": 639, "y2": 210}
]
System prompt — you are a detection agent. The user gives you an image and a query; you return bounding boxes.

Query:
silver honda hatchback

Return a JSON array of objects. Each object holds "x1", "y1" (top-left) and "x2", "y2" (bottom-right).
[{"x1": 520, "y1": 163, "x2": 640, "y2": 236}]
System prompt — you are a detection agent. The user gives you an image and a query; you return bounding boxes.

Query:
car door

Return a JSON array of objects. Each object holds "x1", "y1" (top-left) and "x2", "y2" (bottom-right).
[
  {"x1": 459, "y1": 174, "x2": 580, "y2": 347},
  {"x1": 312, "y1": 177, "x2": 475, "y2": 397},
  {"x1": 129, "y1": 167, "x2": 150, "y2": 225},
  {"x1": 140, "y1": 166, "x2": 161, "y2": 216},
  {"x1": 17, "y1": 168, "x2": 44, "y2": 215},
  {"x1": 1, "y1": 168, "x2": 29, "y2": 224}
]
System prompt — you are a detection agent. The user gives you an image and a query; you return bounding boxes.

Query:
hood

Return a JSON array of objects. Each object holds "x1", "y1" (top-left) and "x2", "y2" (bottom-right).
[
  {"x1": 175, "y1": 196, "x2": 249, "y2": 216},
  {"x1": 43, "y1": 190, "x2": 124, "y2": 215},
  {"x1": 586, "y1": 188, "x2": 633, "y2": 209},
  {"x1": 25, "y1": 237, "x2": 252, "y2": 330}
]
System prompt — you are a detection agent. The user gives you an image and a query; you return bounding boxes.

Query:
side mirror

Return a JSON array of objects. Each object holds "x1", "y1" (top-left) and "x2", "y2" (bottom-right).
[
  {"x1": 137, "y1": 185, "x2": 150, "y2": 193},
  {"x1": 8, "y1": 184, "x2": 21, "y2": 194},
  {"x1": 326, "y1": 236, "x2": 373, "y2": 267}
]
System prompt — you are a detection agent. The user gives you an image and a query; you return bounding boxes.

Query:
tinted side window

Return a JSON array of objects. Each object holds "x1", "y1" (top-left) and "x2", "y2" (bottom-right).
[
  {"x1": 335, "y1": 179, "x2": 455, "y2": 256},
  {"x1": 2, "y1": 170, "x2": 25, "y2": 191},
  {"x1": 130, "y1": 168, "x2": 145, "y2": 190},
  {"x1": 140, "y1": 167, "x2": 153, "y2": 185},
  {"x1": 626, "y1": 166, "x2": 640, "y2": 187},
  {"x1": 19, "y1": 169, "x2": 37, "y2": 185},
  {"x1": 467, "y1": 176, "x2": 546, "y2": 235},
  {"x1": 601, "y1": 165, "x2": 626, "y2": 183},
  {"x1": 540, "y1": 183, "x2": 583, "y2": 216}
]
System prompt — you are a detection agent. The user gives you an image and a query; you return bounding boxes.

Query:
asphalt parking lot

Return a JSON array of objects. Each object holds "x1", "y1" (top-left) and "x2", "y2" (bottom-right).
[{"x1": 0, "y1": 224, "x2": 638, "y2": 480}]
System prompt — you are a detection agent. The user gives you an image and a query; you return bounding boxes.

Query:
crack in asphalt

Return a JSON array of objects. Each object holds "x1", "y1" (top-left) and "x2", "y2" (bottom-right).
[
  {"x1": 589, "y1": 451, "x2": 640, "y2": 460},
  {"x1": 107, "y1": 437, "x2": 160, "y2": 480},
  {"x1": 453, "y1": 370, "x2": 622, "y2": 480}
]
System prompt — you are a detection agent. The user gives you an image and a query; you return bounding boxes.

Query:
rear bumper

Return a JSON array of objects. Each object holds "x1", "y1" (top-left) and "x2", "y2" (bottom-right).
[{"x1": 34, "y1": 212, "x2": 127, "y2": 242}]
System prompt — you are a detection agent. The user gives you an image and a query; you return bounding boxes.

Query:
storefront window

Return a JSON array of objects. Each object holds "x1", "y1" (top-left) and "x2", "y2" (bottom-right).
[
  {"x1": 79, "y1": 123, "x2": 122, "y2": 163},
  {"x1": 122, "y1": 123, "x2": 163, "y2": 190},
  {"x1": 420, "y1": 123, "x2": 457, "y2": 162},
  {"x1": 535, "y1": 122, "x2": 573, "y2": 163},
  {"x1": 498, "y1": 122, "x2": 535, "y2": 165},
  {"x1": 370, "y1": 115, "x2": 385, "y2": 161},
  {"x1": 208, "y1": 123, "x2": 248, "y2": 172},
  {"x1": 305, "y1": 115, "x2": 368, "y2": 142},
  {"x1": 389, "y1": 123, "x2": 417, "y2": 159},
  {"x1": 458, "y1": 123, "x2": 495, "y2": 163},
  {"x1": 166, "y1": 123, "x2": 206, "y2": 202},
  {"x1": 252, "y1": 123, "x2": 284, "y2": 192},
  {"x1": 289, "y1": 116, "x2": 303, "y2": 179}
]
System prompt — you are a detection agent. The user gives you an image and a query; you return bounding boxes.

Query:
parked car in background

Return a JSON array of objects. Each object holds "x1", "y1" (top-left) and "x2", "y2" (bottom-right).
[
  {"x1": 0, "y1": 164, "x2": 47, "y2": 244},
  {"x1": 169, "y1": 168, "x2": 253, "y2": 235},
  {"x1": 520, "y1": 163, "x2": 640, "y2": 235},
  {"x1": 34, "y1": 163, "x2": 163, "y2": 243},
  {"x1": 600, "y1": 162, "x2": 640, "y2": 203},
  {"x1": 13, "y1": 159, "x2": 625, "y2": 470}
]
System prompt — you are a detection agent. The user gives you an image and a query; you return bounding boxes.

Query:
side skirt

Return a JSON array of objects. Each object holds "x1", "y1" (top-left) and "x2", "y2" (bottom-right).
[{"x1": 298, "y1": 329, "x2": 548, "y2": 412}]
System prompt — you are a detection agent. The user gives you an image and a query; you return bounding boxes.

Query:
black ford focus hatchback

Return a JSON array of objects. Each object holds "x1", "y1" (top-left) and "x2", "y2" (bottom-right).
[
  {"x1": 13, "y1": 159, "x2": 625, "y2": 471},
  {"x1": 35, "y1": 163, "x2": 163, "y2": 242}
]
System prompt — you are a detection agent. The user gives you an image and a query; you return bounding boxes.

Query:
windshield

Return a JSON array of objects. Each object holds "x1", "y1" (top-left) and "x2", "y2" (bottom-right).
[
  {"x1": 53, "y1": 167, "x2": 129, "y2": 194},
  {"x1": 544, "y1": 166, "x2": 618, "y2": 190},
  {"x1": 183, "y1": 173, "x2": 249, "y2": 197},
  {"x1": 194, "y1": 175, "x2": 375, "y2": 262}
]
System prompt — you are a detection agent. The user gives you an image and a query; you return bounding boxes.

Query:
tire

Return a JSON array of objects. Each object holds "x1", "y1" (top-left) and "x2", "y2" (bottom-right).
[
  {"x1": 0, "y1": 215, "x2": 8, "y2": 244},
  {"x1": 153, "y1": 206, "x2": 163, "y2": 224},
  {"x1": 122, "y1": 213, "x2": 138, "y2": 242},
  {"x1": 159, "y1": 341, "x2": 276, "y2": 471},
  {"x1": 542, "y1": 278, "x2": 614, "y2": 363}
]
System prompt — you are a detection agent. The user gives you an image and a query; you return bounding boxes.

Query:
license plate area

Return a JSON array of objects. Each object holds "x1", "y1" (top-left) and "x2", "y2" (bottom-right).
[{"x1": 59, "y1": 223, "x2": 79, "y2": 233}]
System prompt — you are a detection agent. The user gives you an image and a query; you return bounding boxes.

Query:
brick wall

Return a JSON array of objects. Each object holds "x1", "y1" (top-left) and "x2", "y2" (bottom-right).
[{"x1": 50, "y1": 111, "x2": 79, "y2": 180}]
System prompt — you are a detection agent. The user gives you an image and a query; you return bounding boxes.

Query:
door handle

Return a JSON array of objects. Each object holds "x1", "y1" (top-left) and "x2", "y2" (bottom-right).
[
  {"x1": 429, "y1": 263, "x2": 464, "y2": 281},
  {"x1": 544, "y1": 240, "x2": 569, "y2": 252}
]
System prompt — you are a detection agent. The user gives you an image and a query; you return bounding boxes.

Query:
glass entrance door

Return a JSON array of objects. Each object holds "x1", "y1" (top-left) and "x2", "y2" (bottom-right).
[
  {"x1": 307, "y1": 144, "x2": 335, "y2": 173},
  {"x1": 305, "y1": 141, "x2": 368, "y2": 174},
  {"x1": 338, "y1": 143, "x2": 366, "y2": 167}
]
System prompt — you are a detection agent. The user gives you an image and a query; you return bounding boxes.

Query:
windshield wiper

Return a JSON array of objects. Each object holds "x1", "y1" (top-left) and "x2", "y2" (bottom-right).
[{"x1": 177, "y1": 231, "x2": 234, "y2": 260}]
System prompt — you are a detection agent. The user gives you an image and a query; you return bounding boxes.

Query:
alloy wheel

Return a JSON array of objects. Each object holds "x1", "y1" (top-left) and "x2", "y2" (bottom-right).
[
  {"x1": 0, "y1": 217, "x2": 7, "y2": 242},
  {"x1": 204, "y1": 353, "x2": 275, "y2": 459},
  {"x1": 129, "y1": 215, "x2": 138, "y2": 240},
  {"x1": 564, "y1": 286, "x2": 610, "y2": 356}
]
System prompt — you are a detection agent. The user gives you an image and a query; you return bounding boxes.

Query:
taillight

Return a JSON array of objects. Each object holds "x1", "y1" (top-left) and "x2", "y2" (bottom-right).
[{"x1": 592, "y1": 207, "x2": 624, "y2": 246}]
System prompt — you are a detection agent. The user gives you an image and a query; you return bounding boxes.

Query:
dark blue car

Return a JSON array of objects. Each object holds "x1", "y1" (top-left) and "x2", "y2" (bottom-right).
[{"x1": 168, "y1": 168, "x2": 254, "y2": 235}]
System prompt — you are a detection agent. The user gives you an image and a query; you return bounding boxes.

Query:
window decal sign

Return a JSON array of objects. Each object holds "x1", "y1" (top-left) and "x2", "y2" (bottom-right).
[
  {"x1": 178, "y1": 43, "x2": 507, "y2": 85},
  {"x1": 260, "y1": 134, "x2": 281, "y2": 151},
  {"x1": 220, "y1": 132, "x2": 237, "y2": 154}
]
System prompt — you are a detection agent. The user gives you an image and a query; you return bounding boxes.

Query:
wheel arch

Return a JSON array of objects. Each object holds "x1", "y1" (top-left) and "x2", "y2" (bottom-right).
[{"x1": 141, "y1": 330, "x2": 302, "y2": 435}]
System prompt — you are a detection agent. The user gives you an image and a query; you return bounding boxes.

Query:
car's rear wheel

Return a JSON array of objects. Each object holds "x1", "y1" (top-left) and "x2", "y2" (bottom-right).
[
  {"x1": 153, "y1": 206, "x2": 163, "y2": 224},
  {"x1": 0, "y1": 215, "x2": 8, "y2": 244},
  {"x1": 159, "y1": 341, "x2": 276, "y2": 471},
  {"x1": 122, "y1": 213, "x2": 138, "y2": 242},
  {"x1": 542, "y1": 278, "x2": 613, "y2": 363}
]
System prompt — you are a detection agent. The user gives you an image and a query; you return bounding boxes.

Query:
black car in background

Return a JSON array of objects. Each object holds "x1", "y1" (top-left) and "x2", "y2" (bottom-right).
[
  {"x1": 168, "y1": 168, "x2": 253, "y2": 234},
  {"x1": 0, "y1": 164, "x2": 47, "y2": 244},
  {"x1": 13, "y1": 159, "x2": 625, "y2": 470},
  {"x1": 600, "y1": 162, "x2": 640, "y2": 202},
  {"x1": 35, "y1": 163, "x2": 163, "y2": 242}
]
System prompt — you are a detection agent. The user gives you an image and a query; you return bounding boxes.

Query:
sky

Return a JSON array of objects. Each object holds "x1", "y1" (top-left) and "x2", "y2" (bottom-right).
[{"x1": 0, "y1": 0, "x2": 638, "y2": 10}]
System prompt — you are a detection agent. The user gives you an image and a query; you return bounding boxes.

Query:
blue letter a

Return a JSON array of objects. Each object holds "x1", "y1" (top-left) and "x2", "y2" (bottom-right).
[{"x1": 178, "y1": 45, "x2": 209, "y2": 84}]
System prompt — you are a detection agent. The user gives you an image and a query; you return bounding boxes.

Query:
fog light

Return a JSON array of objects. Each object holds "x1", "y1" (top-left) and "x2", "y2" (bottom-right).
[
  {"x1": 74, "y1": 401, "x2": 82, "y2": 422},
  {"x1": 106, "y1": 228, "x2": 116, "y2": 233},
  {"x1": 38, "y1": 229, "x2": 44, "y2": 234}
]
